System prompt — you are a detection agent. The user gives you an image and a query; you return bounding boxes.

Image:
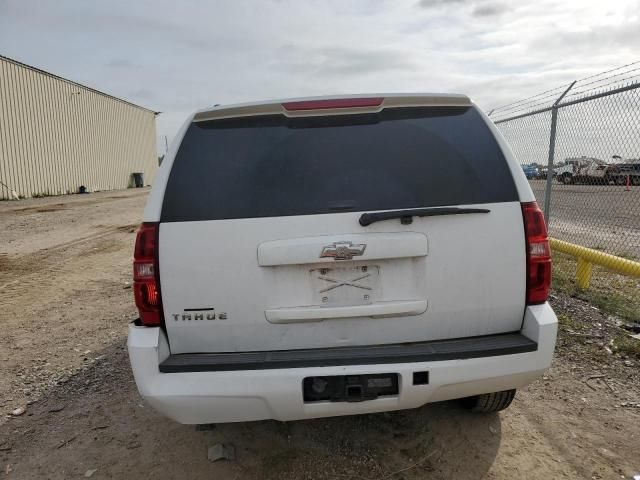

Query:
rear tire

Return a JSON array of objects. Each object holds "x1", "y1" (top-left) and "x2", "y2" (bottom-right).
[{"x1": 460, "y1": 389, "x2": 516, "y2": 413}]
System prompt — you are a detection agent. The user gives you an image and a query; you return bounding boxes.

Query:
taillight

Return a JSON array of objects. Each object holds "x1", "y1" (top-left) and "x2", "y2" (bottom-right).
[
  {"x1": 521, "y1": 202, "x2": 551, "y2": 304},
  {"x1": 282, "y1": 97, "x2": 383, "y2": 111},
  {"x1": 133, "y1": 222, "x2": 163, "y2": 326}
]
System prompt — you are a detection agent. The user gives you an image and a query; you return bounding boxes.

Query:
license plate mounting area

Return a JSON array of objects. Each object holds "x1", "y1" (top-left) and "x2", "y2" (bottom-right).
[{"x1": 310, "y1": 265, "x2": 380, "y2": 307}]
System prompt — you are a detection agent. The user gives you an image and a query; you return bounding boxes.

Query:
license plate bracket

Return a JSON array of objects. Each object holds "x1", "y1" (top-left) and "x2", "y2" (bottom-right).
[
  {"x1": 310, "y1": 265, "x2": 380, "y2": 307},
  {"x1": 303, "y1": 374, "x2": 399, "y2": 403}
]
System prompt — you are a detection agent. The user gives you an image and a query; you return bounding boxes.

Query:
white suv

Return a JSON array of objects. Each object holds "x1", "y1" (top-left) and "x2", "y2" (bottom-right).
[{"x1": 128, "y1": 94, "x2": 557, "y2": 424}]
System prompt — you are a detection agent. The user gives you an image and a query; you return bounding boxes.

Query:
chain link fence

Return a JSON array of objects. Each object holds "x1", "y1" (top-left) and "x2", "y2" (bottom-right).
[{"x1": 490, "y1": 63, "x2": 640, "y2": 259}]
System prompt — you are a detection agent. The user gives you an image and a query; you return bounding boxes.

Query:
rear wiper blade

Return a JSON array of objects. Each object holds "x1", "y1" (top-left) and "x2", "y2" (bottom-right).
[{"x1": 359, "y1": 207, "x2": 490, "y2": 226}]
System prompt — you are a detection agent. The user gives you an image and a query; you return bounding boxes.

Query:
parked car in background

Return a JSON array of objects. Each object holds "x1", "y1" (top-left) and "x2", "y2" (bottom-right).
[
  {"x1": 522, "y1": 164, "x2": 539, "y2": 179},
  {"x1": 555, "y1": 156, "x2": 617, "y2": 185},
  {"x1": 608, "y1": 159, "x2": 640, "y2": 186},
  {"x1": 536, "y1": 166, "x2": 553, "y2": 180}
]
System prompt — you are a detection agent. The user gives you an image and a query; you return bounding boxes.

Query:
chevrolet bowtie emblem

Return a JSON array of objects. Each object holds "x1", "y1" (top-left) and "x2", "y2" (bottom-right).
[{"x1": 320, "y1": 241, "x2": 367, "y2": 261}]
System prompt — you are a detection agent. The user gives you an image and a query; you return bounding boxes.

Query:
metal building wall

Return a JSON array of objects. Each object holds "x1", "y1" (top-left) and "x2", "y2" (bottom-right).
[{"x1": 0, "y1": 56, "x2": 157, "y2": 200}]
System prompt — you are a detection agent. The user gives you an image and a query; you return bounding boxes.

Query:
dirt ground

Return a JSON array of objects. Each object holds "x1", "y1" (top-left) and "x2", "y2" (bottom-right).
[{"x1": 1, "y1": 189, "x2": 639, "y2": 479}]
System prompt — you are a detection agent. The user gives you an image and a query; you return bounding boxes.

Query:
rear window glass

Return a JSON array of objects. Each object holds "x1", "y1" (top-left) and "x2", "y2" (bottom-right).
[{"x1": 161, "y1": 107, "x2": 517, "y2": 222}]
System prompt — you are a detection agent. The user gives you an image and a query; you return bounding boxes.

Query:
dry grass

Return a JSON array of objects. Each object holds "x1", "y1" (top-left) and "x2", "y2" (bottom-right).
[{"x1": 552, "y1": 251, "x2": 640, "y2": 324}]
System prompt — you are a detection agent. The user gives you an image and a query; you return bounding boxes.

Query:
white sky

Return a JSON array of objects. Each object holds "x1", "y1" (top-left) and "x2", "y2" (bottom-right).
[{"x1": 1, "y1": 0, "x2": 639, "y2": 153}]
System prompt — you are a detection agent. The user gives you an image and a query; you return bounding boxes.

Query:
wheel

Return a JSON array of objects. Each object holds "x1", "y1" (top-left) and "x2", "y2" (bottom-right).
[
  {"x1": 615, "y1": 176, "x2": 626, "y2": 186},
  {"x1": 632, "y1": 176, "x2": 640, "y2": 186},
  {"x1": 560, "y1": 174, "x2": 573, "y2": 185},
  {"x1": 460, "y1": 389, "x2": 516, "y2": 413}
]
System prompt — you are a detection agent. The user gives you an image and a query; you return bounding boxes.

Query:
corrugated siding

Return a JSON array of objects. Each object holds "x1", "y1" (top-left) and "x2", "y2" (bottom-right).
[{"x1": 0, "y1": 57, "x2": 157, "y2": 199}]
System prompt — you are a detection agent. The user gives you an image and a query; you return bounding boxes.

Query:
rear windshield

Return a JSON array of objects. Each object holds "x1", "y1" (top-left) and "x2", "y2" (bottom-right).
[{"x1": 161, "y1": 107, "x2": 518, "y2": 222}]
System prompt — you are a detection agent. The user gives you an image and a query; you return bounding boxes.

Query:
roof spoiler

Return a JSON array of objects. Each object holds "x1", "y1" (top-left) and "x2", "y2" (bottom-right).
[{"x1": 193, "y1": 94, "x2": 472, "y2": 122}]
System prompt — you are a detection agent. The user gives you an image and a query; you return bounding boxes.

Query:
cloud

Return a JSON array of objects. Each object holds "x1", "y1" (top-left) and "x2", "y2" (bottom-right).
[
  {"x1": 128, "y1": 88, "x2": 155, "y2": 101},
  {"x1": 0, "y1": 0, "x2": 638, "y2": 152},
  {"x1": 278, "y1": 45, "x2": 416, "y2": 76},
  {"x1": 107, "y1": 58, "x2": 134, "y2": 69},
  {"x1": 472, "y1": 3, "x2": 503, "y2": 16},
  {"x1": 418, "y1": 0, "x2": 467, "y2": 7},
  {"x1": 419, "y1": 0, "x2": 503, "y2": 17}
]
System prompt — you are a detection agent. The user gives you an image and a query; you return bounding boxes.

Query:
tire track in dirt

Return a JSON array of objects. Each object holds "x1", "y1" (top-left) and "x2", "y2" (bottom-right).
[
  {"x1": 0, "y1": 190, "x2": 148, "y2": 216},
  {"x1": 515, "y1": 379, "x2": 638, "y2": 479},
  {"x1": 0, "y1": 228, "x2": 140, "y2": 423},
  {"x1": 0, "y1": 224, "x2": 137, "y2": 299},
  {"x1": 0, "y1": 189, "x2": 147, "y2": 430}
]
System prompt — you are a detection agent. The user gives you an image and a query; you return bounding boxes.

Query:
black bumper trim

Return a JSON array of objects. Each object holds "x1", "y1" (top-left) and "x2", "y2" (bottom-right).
[{"x1": 159, "y1": 333, "x2": 537, "y2": 373}]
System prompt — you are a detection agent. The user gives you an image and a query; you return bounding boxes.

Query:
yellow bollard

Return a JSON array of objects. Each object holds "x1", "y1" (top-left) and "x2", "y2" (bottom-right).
[{"x1": 575, "y1": 257, "x2": 592, "y2": 289}]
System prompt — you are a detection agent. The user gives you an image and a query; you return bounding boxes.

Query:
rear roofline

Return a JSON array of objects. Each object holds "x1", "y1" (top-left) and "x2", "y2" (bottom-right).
[
  {"x1": 193, "y1": 93, "x2": 472, "y2": 122},
  {"x1": 143, "y1": 93, "x2": 533, "y2": 222},
  {"x1": 145, "y1": 93, "x2": 472, "y2": 222}
]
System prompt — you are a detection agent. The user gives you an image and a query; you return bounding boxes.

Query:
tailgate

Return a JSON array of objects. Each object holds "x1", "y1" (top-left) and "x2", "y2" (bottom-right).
[
  {"x1": 157, "y1": 103, "x2": 525, "y2": 354},
  {"x1": 160, "y1": 205, "x2": 525, "y2": 353}
]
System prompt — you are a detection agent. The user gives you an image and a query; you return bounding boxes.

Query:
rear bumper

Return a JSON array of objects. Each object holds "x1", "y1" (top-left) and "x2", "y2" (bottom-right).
[
  {"x1": 127, "y1": 303, "x2": 557, "y2": 424},
  {"x1": 158, "y1": 333, "x2": 537, "y2": 372}
]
